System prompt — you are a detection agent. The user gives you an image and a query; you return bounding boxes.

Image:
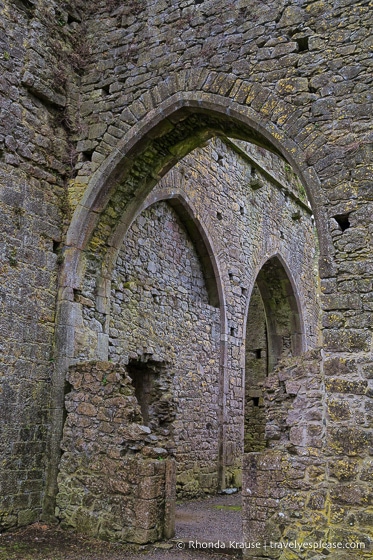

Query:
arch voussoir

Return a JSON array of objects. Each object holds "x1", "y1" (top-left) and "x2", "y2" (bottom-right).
[{"x1": 64, "y1": 84, "x2": 333, "y2": 285}]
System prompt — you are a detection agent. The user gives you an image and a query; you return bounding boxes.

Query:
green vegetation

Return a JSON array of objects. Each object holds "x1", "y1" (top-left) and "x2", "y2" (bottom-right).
[{"x1": 213, "y1": 504, "x2": 242, "y2": 511}]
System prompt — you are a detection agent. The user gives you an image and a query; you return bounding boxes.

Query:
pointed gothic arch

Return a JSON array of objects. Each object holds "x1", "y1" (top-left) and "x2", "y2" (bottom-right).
[
  {"x1": 106, "y1": 194, "x2": 227, "y2": 498},
  {"x1": 244, "y1": 254, "x2": 306, "y2": 453},
  {"x1": 45, "y1": 92, "x2": 324, "y2": 518}
]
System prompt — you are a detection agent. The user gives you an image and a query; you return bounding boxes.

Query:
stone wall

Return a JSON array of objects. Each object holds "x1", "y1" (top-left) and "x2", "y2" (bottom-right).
[
  {"x1": 0, "y1": 0, "x2": 372, "y2": 551},
  {"x1": 0, "y1": 0, "x2": 85, "y2": 529},
  {"x1": 56, "y1": 136, "x2": 319, "y2": 534},
  {"x1": 56, "y1": 361, "x2": 175, "y2": 543},
  {"x1": 109, "y1": 200, "x2": 221, "y2": 498},
  {"x1": 244, "y1": 284, "x2": 267, "y2": 453},
  {"x1": 242, "y1": 350, "x2": 373, "y2": 558},
  {"x1": 108, "y1": 136, "x2": 318, "y2": 491}
]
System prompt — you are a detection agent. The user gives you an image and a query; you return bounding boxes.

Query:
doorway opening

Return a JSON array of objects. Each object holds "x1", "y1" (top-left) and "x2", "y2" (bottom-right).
[
  {"x1": 244, "y1": 256, "x2": 304, "y2": 453},
  {"x1": 244, "y1": 282, "x2": 268, "y2": 452},
  {"x1": 127, "y1": 358, "x2": 175, "y2": 433}
]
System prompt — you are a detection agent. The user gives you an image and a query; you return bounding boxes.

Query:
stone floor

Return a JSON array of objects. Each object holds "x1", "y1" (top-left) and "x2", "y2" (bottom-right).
[
  {"x1": 174, "y1": 491, "x2": 242, "y2": 545},
  {"x1": 0, "y1": 493, "x2": 243, "y2": 560},
  {"x1": 150, "y1": 491, "x2": 243, "y2": 559}
]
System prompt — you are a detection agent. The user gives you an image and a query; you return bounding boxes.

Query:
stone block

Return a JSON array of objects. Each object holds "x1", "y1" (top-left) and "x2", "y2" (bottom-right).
[
  {"x1": 325, "y1": 378, "x2": 367, "y2": 395},
  {"x1": 330, "y1": 484, "x2": 366, "y2": 506},
  {"x1": 327, "y1": 427, "x2": 370, "y2": 457},
  {"x1": 17, "y1": 508, "x2": 39, "y2": 526},
  {"x1": 138, "y1": 476, "x2": 164, "y2": 500},
  {"x1": 324, "y1": 357, "x2": 357, "y2": 377},
  {"x1": 276, "y1": 77, "x2": 309, "y2": 95},
  {"x1": 135, "y1": 499, "x2": 160, "y2": 530},
  {"x1": 329, "y1": 458, "x2": 360, "y2": 482},
  {"x1": 323, "y1": 329, "x2": 371, "y2": 352}
]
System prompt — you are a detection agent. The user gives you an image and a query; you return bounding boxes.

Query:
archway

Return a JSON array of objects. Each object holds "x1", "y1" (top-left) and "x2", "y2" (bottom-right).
[
  {"x1": 244, "y1": 255, "x2": 305, "y2": 453},
  {"x1": 45, "y1": 93, "x2": 326, "y2": 527},
  {"x1": 109, "y1": 196, "x2": 224, "y2": 499},
  {"x1": 64, "y1": 93, "x2": 330, "y2": 270},
  {"x1": 244, "y1": 282, "x2": 268, "y2": 453},
  {"x1": 257, "y1": 255, "x2": 304, "y2": 370}
]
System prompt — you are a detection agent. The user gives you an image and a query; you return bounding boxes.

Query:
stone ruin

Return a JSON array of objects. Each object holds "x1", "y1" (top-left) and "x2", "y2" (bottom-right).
[{"x1": 0, "y1": 0, "x2": 372, "y2": 558}]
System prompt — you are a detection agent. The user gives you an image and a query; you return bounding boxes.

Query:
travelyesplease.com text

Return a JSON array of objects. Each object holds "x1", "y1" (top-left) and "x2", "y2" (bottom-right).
[{"x1": 177, "y1": 539, "x2": 366, "y2": 551}]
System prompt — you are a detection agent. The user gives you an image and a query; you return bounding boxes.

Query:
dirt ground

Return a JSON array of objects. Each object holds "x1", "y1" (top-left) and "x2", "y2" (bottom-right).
[{"x1": 0, "y1": 493, "x2": 242, "y2": 560}]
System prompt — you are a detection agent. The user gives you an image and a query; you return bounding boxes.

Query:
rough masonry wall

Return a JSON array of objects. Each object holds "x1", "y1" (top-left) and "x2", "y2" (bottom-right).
[
  {"x1": 1, "y1": 0, "x2": 372, "y2": 550},
  {"x1": 57, "y1": 135, "x2": 318, "y2": 538},
  {"x1": 110, "y1": 200, "x2": 221, "y2": 497},
  {"x1": 244, "y1": 284, "x2": 267, "y2": 453},
  {"x1": 0, "y1": 0, "x2": 86, "y2": 529},
  {"x1": 56, "y1": 361, "x2": 175, "y2": 543},
  {"x1": 242, "y1": 350, "x2": 373, "y2": 559},
  {"x1": 60, "y1": 3, "x2": 372, "y2": 549},
  {"x1": 87, "y1": 136, "x2": 317, "y2": 497},
  {"x1": 68, "y1": 0, "x2": 373, "y2": 222},
  {"x1": 65, "y1": 0, "x2": 373, "y2": 371}
]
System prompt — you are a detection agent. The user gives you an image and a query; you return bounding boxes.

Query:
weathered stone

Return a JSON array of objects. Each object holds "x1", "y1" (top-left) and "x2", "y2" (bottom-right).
[
  {"x1": 325, "y1": 378, "x2": 367, "y2": 395},
  {"x1": 329, "y1": 459, "x2": 360, "y2": 482},
  {"x1": 56, "y1": 362, "x2": 166, "y2": 543},
  {"x1": 327, "y1": 427, "x2": 370, "y2": 457},
  {"x1": 1, "y1": 0, "x2": 373, "y2": 554},
  {"x1": 324, "y1": 357, "x2": 357, "y2": 377},
  {"x1": 276, "y1": 77, "x2": 309, "y2": 95}
]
